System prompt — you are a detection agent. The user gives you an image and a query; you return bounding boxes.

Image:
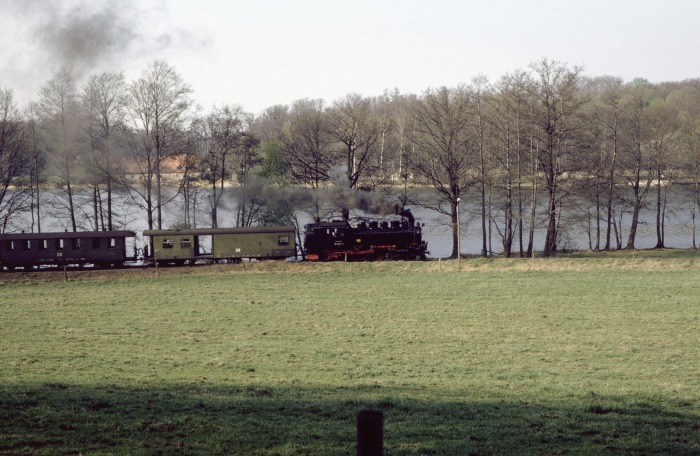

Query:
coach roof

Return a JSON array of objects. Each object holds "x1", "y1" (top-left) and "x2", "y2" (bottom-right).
[
  {"x1": 0, "y1": 231, "x2": 136, "y2": 240},
  {"x1": 143, "y1": 226, "x2": 295, "y2": 236}
]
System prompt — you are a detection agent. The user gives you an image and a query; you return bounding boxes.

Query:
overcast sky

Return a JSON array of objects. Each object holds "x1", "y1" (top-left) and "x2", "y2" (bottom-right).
[{"x1": 2, "y1": 0, "x2": 699, "y2": 114}]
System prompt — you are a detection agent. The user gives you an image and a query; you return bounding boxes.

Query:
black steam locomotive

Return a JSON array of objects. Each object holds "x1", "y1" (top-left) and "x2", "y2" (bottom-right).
[{"x1": 304, "y1": 209, "x2": 428, "y2": 261}]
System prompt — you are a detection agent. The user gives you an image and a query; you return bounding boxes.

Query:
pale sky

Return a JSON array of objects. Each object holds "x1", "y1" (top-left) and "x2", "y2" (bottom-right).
[{"x1": 2, "y1": 0, "x2": 700, "y2": 114}]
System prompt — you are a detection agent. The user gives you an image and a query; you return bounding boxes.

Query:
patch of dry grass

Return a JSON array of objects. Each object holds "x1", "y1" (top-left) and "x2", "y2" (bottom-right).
[{"x1": 2, "y1": 247, "x2": 699, "y2": 284}]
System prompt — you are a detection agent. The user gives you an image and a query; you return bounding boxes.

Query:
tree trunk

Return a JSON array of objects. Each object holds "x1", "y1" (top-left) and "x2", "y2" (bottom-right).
[
  {"x1": 211, "y1": 183, "x2": 219, "y2": 228},
  {"x1": 516, "y1": 118, "x2": 524, "y2": 257},
  {"x1": 604, "y1": 128, "x2": 617, "y2": 250},
  {"x1": 543, "y1": 138, "x2": 558, "y2": 258},
  {"x1": 526, "y1": 142, "x2": 538, "y2": 258},
  {"x1": 544, "y1": 188, "x2": 558, "y2": 256},
  {"x1": 107, "y1": 180, "x2": 113, "y2": 231},
  {"x1": 93, "y1": 186, "x2": 99, "y2": 230},
  {"x1": 66, "y1": 177, "x2": 77, "y2": 232},
  {"x1": 34, "y1": 154, "x2": 41, "y2": 233},
  {"x1": 156, "y1": 163, "x2": 162, "y2": 229},
  {"x1": 626, "y1": 203, "x2": 641, "y2": 249},
  {"x1": 654, "y1": 171, "x2": 665, "y2": 248},
  {"x1": 451, "y1": 201, "x2": 459, "y2": 258},
  {"x1": 504, "y1": 180, "x2": 513, "y2": 258},
  {"x1": 626, "y1": 179, "x2": 644, "y2": 249}
]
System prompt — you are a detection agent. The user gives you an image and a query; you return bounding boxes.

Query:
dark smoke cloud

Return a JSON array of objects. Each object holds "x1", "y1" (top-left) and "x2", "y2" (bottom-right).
[
  {"x1": 325, "y1": 165, "x2": 399, "y2": 216},
  {"x1": 248, "y1": 165, "x2": 401, "y2": 219},
  {"x1": 7, "y1": 0, "x2": 212, "y2": 80},
  {"x1": 37, "y1": 4, "x2": 138, "y2": 76}
]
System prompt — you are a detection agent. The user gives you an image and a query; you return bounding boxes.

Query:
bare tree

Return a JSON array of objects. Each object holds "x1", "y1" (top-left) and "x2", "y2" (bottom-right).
[
  {"x1": 676, "y1": 80, "x2": 700, "y2": 248},
  {"x1": 592, "y1": 76, "x2": 626, "y2": 250},
  {"x1": 38, "y1": 67, "x2": 82, "y2": 232},
  {"x1": 372, "y1": 91, "x2": 397, "y2": 183},
  {"x1": 24, "y1": 102, "x2": 45, "y2": 233},
  {"x1": 281, "y1": 98, "x2": 334, "y2": 220},
  {"x1": 646, "y1": 86, "x2": 680, "y2": 248},
  {"x1": 410, "y1": 85, "x2": 474, "y2": 258},
  {"x1": 81, "y1": 71, "x2": 127, "y2": 230},
  {"x1": 526, "y1": 59, "x2": 585, "y2": 257},
  {"x1": 179, "y1": 116, "x2": 204, "y2": 229},
  {"x1": 380, "y1": 90, "x2": 419, "y2": 205},
  {"x1": 0, "y1": 88, "x2": 31, "y2": 232},
  {"x1": 469, "y1": 76, "x2": 492, "y2": 257},
  {"x1": 233, "y1": 131, "x2": 261, "y2": 227},
  {"x1": 326, "y1": 93, "x2": 383, "y2": 219},
  {"x1": 621, "y1": 78, "x2": 656, "y2": 249},
  {"x1": 572, "y1": 76, "x2": 620, "y2": 251},
  {"x1": 199, "y1": 105, "x2": 247, "y2": 227},
  {"x1": 490, "y1": 72, "x2": 528, "y2": 257},
  {"x1": 123, "y1": 60, "x2": 193, "y2": 230}
]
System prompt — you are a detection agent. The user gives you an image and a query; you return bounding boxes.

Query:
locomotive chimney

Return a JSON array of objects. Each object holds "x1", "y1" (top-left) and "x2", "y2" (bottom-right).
[{"x1": 399, "y1": 209, "x2": 414, "y2": 227}]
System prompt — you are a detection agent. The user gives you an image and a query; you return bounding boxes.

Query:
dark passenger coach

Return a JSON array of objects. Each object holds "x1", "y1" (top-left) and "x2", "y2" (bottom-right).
[{"x1": 0, "y1": 231, "x2": 137, "y2": 271}]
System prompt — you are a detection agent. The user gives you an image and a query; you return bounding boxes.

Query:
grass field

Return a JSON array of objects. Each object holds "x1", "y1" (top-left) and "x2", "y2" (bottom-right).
[{"x1": 1, "y1": 253, "x2": 699, "y2": 454}]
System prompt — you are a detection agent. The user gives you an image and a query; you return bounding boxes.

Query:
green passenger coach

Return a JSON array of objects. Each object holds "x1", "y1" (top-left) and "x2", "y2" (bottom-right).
[{"x1": 142, "y1": 226, "x2": 297, "y2": 264}]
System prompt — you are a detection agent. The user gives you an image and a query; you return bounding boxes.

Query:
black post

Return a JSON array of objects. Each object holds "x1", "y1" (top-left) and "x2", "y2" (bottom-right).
[{"x1": 357, "y1": 409, "x2": 383, "y2": 456}]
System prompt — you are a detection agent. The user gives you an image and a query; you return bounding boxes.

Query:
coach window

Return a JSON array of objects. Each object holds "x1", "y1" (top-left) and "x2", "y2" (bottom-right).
[
  {"x1": 180, "y1": 238, "x2": 192, "y2": 248},
  {"x1": 108, "y1": 238, "x2": 117, "y2": 249},
  {"x1": 57, "y1": 239, "x2": 64, "y2": 250},
  {"x1": 162, "y1": 239, "x2": 174, "y2": 249},
  {"x1": 93, "y1": 238, "x2": 101, "y2": 250},
  {"x1": 278, "y1": 235, "x2": 290, "y2": 246},
  {"x1": 23, "y1": 239, "x2": 31, "y2": 251},
  {"x1": 6, "y1": 240, "x2": 14, "y2": 251},
  {"x1": 40, "y1": 239, "x2": 48, "y2": 250},
  {"x1": 72, "y1": 238, "x2": 81, "y2": 249}
]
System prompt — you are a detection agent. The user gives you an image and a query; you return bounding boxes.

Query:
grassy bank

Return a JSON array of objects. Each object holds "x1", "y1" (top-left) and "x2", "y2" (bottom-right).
[{"x1": 1, "y1": 256, "x2": 699, "y2": 454}]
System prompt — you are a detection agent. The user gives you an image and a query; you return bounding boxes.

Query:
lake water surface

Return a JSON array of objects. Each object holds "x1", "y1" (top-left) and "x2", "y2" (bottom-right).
[{"x1": 11, "y1": 185, "x2": 700, "y2": 259}]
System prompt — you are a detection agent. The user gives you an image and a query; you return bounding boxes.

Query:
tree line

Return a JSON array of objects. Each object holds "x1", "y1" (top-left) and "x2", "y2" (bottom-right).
[{"x1": 2, "y1": 58, "x2": 700, "y2": 258}]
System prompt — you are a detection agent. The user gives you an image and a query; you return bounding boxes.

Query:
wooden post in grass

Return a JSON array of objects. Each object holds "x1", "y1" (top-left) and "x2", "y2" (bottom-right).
[{"x1": 357, "y1": 409, "x2": 383, "y2": 456}]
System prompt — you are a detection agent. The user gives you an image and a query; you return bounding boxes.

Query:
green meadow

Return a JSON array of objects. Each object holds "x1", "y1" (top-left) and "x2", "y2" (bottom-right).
[{"x1": 1, "y1": 255, "x2": 699, "y2": 455}]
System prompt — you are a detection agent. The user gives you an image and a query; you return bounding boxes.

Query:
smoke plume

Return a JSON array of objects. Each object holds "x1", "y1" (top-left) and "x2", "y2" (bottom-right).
[
  {"x1": 249, "y1": 165, "x2": 402, "y2": 219},
  {"x1": 324, "y1": 165, "x2": 399, "y2": 216},
  {"x1": 6, "y1": 0, "x2": 212, "y2": 81}
]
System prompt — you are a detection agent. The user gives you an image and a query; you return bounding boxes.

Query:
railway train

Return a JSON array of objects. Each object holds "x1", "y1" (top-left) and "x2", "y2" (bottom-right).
[{"x1": 0, "y1": 210, "x2": 428, "y2": 271}]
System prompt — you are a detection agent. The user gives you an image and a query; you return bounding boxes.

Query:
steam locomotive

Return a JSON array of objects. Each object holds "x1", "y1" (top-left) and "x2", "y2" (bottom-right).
[
  {"x1": 0, "y1": 209, "x2": 428, "y2": 270},
  {"x1": 304, "y1": 209, "x2": 428, "y2": 261}
]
